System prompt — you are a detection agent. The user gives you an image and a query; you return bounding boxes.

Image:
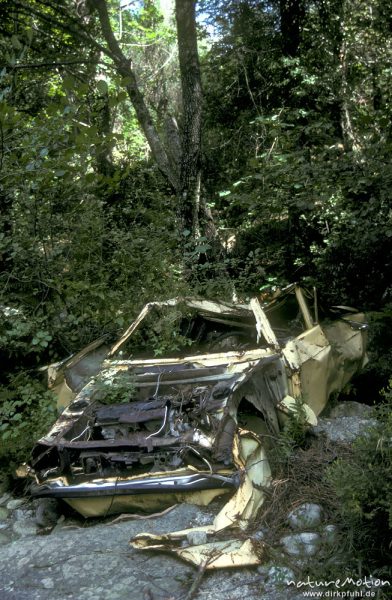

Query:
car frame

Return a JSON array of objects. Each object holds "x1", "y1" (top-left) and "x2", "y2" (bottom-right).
[{"x1": 24, "y1": 284, "x2": 368, "y2": 567}]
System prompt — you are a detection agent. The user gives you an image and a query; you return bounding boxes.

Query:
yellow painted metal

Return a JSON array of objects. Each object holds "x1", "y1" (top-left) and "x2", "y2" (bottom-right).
[
  {"x1": 294, "y1": 285, "x2": 314, "y2": 330},
  {"x1": 131, "y1": 430, "x2": 271, "y2": 568},
  {"x1": 133, "y1": 537, "x2": 263, "y2": 569},
  {"x1": 250, "y1": 297, "x2": 279, "y2": 347},
  {"x1": 282, "y1": 314, "x2": 367, "y2": 417},
  {"x1": 66, "y1": 488, "x2": 228, "y2": 518}
]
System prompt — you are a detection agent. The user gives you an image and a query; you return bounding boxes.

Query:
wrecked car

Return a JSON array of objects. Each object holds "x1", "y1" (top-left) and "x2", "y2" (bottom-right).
[{"x1": 24, "y1": 284, "x2": 368, "y2": 567}]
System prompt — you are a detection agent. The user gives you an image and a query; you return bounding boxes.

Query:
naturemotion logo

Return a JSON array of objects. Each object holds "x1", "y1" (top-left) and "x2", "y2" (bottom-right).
[{"x1": 286, "y1": 576, "x2": 391, "y2": 598}]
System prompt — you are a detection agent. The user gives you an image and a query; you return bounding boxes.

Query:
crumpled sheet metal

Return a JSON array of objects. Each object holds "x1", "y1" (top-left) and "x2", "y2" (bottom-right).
[
  {"x1": 130, "y1": 430, "x2": 271, "y2": 569},
  {"x1": 45, "y1": 290, "x2": 368, "y2": 418},
  {"x1": 34, "y1": 289, "x2": 368, "y2": 570},
  {"x1": 65, "y1": 488, "x2": 228, "y2": 519},
  {"x1": 282, "y1": 312, "x2": 368, "y2": 417},
  {"x1": 133, "y1": 537, "x2": 262, "y2": 569}
]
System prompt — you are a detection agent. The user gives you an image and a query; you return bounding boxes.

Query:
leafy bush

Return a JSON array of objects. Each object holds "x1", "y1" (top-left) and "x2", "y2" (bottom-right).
[
  {"x1": 353, "y1": 306, "x2": 392, "y2": 402},
  {"x1": 327, "y1": 383, "x2": 392, "y2": 576},
  {"x1": 268, "y1": 397, "x2": 314, "y2": 474},
  {"x1": 0, "y1": 373, "x2": 57, "y2": 473},
  {"x1": 93, "y1": 371, "x2": 137, "y2": 405}
]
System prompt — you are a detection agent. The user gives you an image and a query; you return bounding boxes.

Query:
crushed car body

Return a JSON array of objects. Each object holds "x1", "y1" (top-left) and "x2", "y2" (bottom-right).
[{"x1": 25, "y1": 284, "x2": 368, "y2": 568}]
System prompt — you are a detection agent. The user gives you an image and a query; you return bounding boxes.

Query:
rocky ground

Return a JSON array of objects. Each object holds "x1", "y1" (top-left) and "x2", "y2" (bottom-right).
[
  {"x1": 0, "y1": 401, "x2": 377, "y2": 600},
  {"x1": 0, "y1": 500, "x2": 311, "y2": 600}
]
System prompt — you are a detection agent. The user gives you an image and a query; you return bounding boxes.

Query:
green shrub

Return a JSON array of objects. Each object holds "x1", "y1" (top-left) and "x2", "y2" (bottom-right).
[
  {"x1": 327, "y1": 383, "x2": 392, "y2": 576},
  {"x1": 0, "y1": 372, "x2": 57, "y2": 474},
  {"x1": 93, "y1": 371, "x2": 137, "y2": 405}
]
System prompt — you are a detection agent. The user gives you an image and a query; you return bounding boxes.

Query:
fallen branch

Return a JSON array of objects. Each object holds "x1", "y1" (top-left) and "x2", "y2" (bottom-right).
[{"x1": 182, "y1": 560, "x2": 208, "y2": 600}]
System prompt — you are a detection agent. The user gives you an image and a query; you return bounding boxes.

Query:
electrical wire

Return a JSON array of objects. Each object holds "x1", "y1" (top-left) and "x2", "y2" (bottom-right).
[
  {"x1": 146, "y1": 405, "x2": 168, "y2": 439},
  {"x1": 70, "y1": 423, "x2": 91, "y2": 443},
  {"x1": 181, "y1": 445, "x2": 213, "y2": 474}
]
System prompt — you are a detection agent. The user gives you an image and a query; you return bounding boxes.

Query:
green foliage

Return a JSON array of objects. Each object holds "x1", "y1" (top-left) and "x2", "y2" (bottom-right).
[
  {"x1": 275, "y1": 398, "x2": 311, "y2": 460},
  {"x1": 94, "y1": 371, "x2": 137, "y2": 405},
  {"x1": 365, "y1": 307, "x2": 392, "y2": 382},
  {"x1": 118, "y1": 306, "x2": 196, "y2": 359},
  {"x1": 145, "y1": 309, "x2": 194, "y2": 357},
  {"x1": 0, "y1": 373, "x2": 57, "y2": 468},
  {"x1": 327, "y1": 384, "x2": 392, "y2": 575},
  {"x1": 0, "y1": 0, "x2": 187, "y2": 477},
  {"x1": 202, "y1": 0, "x2": 392, "y2": 313},
  {"x1": 282, "y1": 399, "x2": 310, "y2": 446},
  {"x1": 0, "y1": 154, "x2": 184, "y2": 356}
]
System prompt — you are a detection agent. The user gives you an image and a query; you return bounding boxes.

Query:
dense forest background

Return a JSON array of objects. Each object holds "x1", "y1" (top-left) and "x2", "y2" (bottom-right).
[{"x1": 0, "y1": 0, "x2": 391, "y2": 462}]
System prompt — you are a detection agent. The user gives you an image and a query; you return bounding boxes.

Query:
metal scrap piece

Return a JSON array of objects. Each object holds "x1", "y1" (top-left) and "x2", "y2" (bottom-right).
[{"x1": 130, "y1": 430, "x2": 271, "y2": 568}]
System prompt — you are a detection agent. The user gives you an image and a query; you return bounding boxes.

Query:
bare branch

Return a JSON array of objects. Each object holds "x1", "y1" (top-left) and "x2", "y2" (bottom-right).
[
  {"x1": 94, "y1": 0, "x2": 179, "y2": 190},
  {"x1": 12, "y1": 59, "x2": 99, "y2": 70}
]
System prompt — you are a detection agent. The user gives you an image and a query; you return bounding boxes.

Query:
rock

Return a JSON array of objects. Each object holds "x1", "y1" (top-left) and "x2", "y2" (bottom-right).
[
  {"x1": 322, "y1": 524, "x2": 338, "y2": 545},
  {"x1": 0, "y1": 522, "x2": 9, "y2": 530},
  {"x1": 329, "y1": 401, "x2": 372, "y2": 418},
  {"x1": 0, "y1": 493, "x2": 11, "y2": 506},
  {"x1": 12, "y1": 518, "x2": 37, "y2": 537},
  {"x1": 0, "y1": 506, "x2": 9, "y2": 520},
  {"x1": 0, "y1": 532, "x2": 10, "y2": 545},
  {"x1": 190, "y1": 505, "x2": 216, "y2": 527},
  {"x1": 41, "y1": 578, "x2": 54, "y2": 590},
  {"x1": 6, "y1": 499, "x2": 27, "y2": 511},
  {"x1": 257, "y1": 564, "x2": 271, "y2": 577},
  {"x1": 14, "y1": 509, "x2": 34, "y2": 521},
  {"x1": 252, "y1": 528, "x2": 267, "y2": 541},
  {"x1": 312, "y1": 417, "x2": 377, "y2": 443},
  {"x1": 281, "y1": 532, "x2": 320, "y2": 557},
  {"x1": 33, "y1": 498, "x2": 61, "y2": 528},
  {"x1": 0, "y1": 503, "x2": 272, "y2": 600},
  {"x1": 267, "y1": 566, "x2": 295, "y2": 586},
  {"x1": 186, "y1": 530, "x2": 208, "y2": 545},
  {"x1": 288, "y1": 503, "x2": 322, "y2": 530}
]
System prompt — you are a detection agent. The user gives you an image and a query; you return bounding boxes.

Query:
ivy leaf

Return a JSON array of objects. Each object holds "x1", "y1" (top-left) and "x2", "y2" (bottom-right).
[
  {"x1": 62, "y1": 75, "x2": 75, "y2": 91},
  {"x1": 96, "y1": 80, "x2": 108, "y2": 95},
  {"x1": 195, "y1": 244, "x2": 211, "y2": 253},
  {"x1": 11, "y1": 35, "x2": 22, "y2": 50}
]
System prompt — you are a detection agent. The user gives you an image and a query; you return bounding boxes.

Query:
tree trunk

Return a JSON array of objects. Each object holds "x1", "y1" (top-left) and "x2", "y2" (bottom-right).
[
  {"x1": 94, "y1": 87, "x2": 115, "y2": 178},
  {"x1": 279, "y1": 0, "x2": 305, "y2": 57},
  {"x1": 175, "y1": 0, "x2": 203, "y2": 237},
  {"x1": 94, "y1": 0, "x2": 179, "y2": 191},
  {"x1": 93, "y1": 1, "x2": 211, "y2": 241},
  {"x1": 339, "y1": 36, "x2": 360, "y2": 152}
]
